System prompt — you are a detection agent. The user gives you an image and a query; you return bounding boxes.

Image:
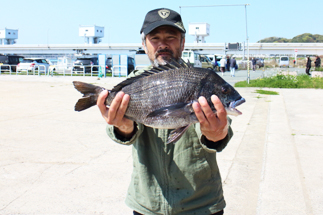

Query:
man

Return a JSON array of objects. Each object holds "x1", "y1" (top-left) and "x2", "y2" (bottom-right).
[
  {"x1": 306, "y1": 56, "x2": 312, "y2": 75},
  {"x1": 314, "y1": 56, "x2": 321, "y2": 69},
  {"x1": 252, "y1": 57, "x2": 257, "y2": 71},
  {"x1": 213, "y1": 55, "x2": 219, "y2": 71},
  {"x1": 230, "y1": 57, "x2": 237, "y2": 77},
  {"x1": 219, "y1": 56, "x2": 226, "y2": 76},
  {"x1": 97, "y1": 8, "x2": 233, "y2": 215},
  {"x1": 225, "y1": 55, "x2": 230, "y2": 71}
]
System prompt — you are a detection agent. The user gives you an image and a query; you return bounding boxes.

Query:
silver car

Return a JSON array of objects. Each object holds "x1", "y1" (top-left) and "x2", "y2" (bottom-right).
[
  {"x1": 279, "y1": 56, "x2": 290, "y2": 68},
  {"x1": 17, "y1": 58, "x2": 50, "y2": 72}
]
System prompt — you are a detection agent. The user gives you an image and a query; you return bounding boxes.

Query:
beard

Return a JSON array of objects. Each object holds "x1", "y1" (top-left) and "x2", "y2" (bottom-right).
[
  {"x1": 146, "y1": 46, "x2": 183, "y2": 67},
  {"x1": 152, "y1": 49, "x2": 174, "y2": 66}
]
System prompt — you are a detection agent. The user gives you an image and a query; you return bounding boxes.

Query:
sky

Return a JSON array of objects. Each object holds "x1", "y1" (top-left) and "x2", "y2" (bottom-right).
[{"x1": 1, "y1": 0, "x2": 322, "y2": 45}]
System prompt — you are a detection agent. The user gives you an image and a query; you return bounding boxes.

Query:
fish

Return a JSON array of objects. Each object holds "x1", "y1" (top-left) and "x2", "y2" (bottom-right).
[{"x1": 73, "y1": 58, "x2": 245, "y2": 144}]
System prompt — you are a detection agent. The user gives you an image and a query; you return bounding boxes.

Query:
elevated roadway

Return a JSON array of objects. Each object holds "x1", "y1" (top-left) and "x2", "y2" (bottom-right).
[{"x1": 1, "y1": 43, "x2": 323, "y2": 57}]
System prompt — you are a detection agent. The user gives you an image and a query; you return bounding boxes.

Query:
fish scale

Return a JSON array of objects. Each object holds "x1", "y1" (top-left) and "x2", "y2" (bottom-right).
[{"x1": 115, "y1": 68, "x2": 205, "y2": 128}]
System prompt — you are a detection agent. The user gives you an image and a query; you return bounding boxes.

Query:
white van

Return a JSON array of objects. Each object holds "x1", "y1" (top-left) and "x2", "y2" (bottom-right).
[
  {"x1": 181, "y1": 50, "x2": 202, "y2": 67},
  {"x1": 206, "y1": 54, "x2": 221, "y2": 65},
  {"x1": 279, "y1": 56, "x2": 289, "y2": 68}
]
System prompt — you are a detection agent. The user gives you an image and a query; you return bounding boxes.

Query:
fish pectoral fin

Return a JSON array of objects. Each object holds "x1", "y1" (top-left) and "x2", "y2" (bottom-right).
[
  {"x1": 147, "y1": 102, "x2": 193, "y2": 118},
  {"x1": 167, "y1": 125, "x2": 191, "y2": 144}
]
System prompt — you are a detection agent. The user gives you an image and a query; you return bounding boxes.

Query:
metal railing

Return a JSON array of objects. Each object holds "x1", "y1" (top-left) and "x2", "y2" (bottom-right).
[
  {"x1": 0, "y1": 64, "x2": 48, "y2": 76},
  {"x1": 71, "y1": 65, "x2": 106, "y2": 77},
  {"x1": 112, "y1": 65, "x2": 127, "y2": 77},
  {"x1": 48, "y1": 65, "x2": 73, "y2": 76},
  {"x1": 0, "y1": 64, "x2": 15, "y2": 75},
  {"x1": 0, "y1": 64, "x2": 126, "y2": 78}
]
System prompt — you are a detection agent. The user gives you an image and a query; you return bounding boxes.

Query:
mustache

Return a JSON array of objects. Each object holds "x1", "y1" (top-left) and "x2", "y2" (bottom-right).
[{"x1": 155, "y1": 49, "x2": 174, "y2": 58}]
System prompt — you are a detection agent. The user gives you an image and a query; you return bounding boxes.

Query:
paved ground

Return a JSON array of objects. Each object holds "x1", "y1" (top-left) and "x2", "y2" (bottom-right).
[{"x1": 0, "y1": 69, "x2": 322, "y2": 214}]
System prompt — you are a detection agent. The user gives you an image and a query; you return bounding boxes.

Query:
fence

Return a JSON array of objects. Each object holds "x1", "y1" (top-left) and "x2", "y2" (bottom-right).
[
  {"x1": 0, "y1": 65, "x2": 47, "y2": 76},
  {"x1": 1, "y1": 64, "x2": 108, "y2": 77}
]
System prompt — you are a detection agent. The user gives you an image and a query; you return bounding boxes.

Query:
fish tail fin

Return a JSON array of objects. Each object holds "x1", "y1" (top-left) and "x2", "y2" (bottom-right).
[{"x1": 73, "y1": 81, "x2": 105, "y2": 111}]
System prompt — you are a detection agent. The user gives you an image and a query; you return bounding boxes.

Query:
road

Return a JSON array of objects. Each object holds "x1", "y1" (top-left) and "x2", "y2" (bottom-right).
[{"x1": 0, "y1": 69, "x2": 322, "y2": 214}]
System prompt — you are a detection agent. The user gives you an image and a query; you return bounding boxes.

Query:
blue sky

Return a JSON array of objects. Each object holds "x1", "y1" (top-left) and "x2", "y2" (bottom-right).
[{"x1": 1, "y1": 0, "x2": 322, "y2": 45}]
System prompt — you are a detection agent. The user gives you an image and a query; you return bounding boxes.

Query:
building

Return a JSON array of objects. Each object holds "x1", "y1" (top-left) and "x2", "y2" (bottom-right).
[
  {"x1": 79, "y1": 25, "x2": 104, "y2": 44},
  {"x1": 0, "y1": 28, "x2": 18, "y2": 45}
]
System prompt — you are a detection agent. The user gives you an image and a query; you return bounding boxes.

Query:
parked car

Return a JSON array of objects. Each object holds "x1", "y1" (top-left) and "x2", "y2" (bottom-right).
[
  {"x1": 72, "y1": 57, "x2": 98, "y2": 73},
  {"x1": 105, "y1": 57, "x2": 113, "y2": 73},
  {"x1": 0, "y1": 54, "x2": 24, "y2": 72},
  {"x1": 127, "y1": 56, "x2": 135, "y2": 75},
  {"x1": 200, "y1": 54, "x2": 214, "y2": 70},
  {"x1": 17, "y1": 58, "x2": 50, "y2": 72},
  {"x1": 279, "y1": 56, "x2": 289, "y2": 68},
  {"x1": 255, "y1": 58, "x2": 264, "y2": 68}
]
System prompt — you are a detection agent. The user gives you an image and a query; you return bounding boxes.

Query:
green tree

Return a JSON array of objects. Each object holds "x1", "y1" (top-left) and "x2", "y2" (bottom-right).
[{"x1": 258, "y1": 33, "x2": 323, "y2": 43}]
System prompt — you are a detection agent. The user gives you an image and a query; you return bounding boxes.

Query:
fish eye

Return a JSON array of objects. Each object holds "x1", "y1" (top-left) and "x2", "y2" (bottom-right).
[{"x1": 222, "y1": 86, "x2": 231, "y2": 94}]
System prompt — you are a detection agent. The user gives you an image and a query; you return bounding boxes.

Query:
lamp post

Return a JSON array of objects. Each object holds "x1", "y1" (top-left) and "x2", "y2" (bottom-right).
[{"x1": 245, "y1": 4, "x2": 250, "y2": 84}]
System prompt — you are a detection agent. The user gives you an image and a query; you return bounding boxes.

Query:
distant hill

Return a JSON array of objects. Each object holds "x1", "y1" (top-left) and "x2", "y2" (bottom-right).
[{"x1": 258, "y1": 33, "x2": 323, "y2": 43}]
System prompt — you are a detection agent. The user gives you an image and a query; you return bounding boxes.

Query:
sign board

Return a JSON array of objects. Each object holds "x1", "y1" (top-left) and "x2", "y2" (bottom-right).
[
  {"x1": 228, "y1": 43, "x2": 240, "y2": 50},
  {"x1": 294, "y1": 49, "x2": 298, "y2": 52}
]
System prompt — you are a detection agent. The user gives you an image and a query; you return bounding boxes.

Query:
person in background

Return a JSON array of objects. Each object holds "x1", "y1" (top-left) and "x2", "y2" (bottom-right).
[
  {"x1": 97, "y1": 8, "x2": 233, "y2": 215},
  {"x1": 306, "y1": 56, "x2": 312, "y2": 75},
  {"x1": 314, "y1": 56, "x2": 321, "y2": 69},
  {"x1": 230, "y1": 57, "x2": 237, "y2": 77},
  {"x1": 226, "y1": 55, "x2": 230, "y2": 71},
  {"x1": 220, "y1": 56, "x2": 227, "y2": 76},
  {"x1": 213, "y1": 55, "x2": 219, "y2": 71},
  {"x1": 252, "y1": 57, "x2": 257, "y2": 71}
]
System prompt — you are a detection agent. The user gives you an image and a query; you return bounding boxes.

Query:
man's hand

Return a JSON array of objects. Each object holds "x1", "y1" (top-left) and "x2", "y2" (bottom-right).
[
  {"x1": 192, "y1": 95, "x2": 228, "y2": 142},
  {"x1": 97, "y1": 90, "x2": 134, "y2": 137}
]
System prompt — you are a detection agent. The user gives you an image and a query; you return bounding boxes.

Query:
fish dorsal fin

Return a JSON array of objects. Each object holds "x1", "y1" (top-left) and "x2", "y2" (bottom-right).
[
  {"x1": 111, "y1": 69, "x2": 162, "y2": 92},
  {"x1": 111, "y1": 58, "x2": 189, "y2": 92}
]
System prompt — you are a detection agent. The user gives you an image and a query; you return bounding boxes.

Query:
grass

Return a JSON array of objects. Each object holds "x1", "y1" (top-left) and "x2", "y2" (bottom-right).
[
  {"x1": 254, "y1": 89, "x2": 279, "y2": 95},
  {"x1": 235, "y1": 74, "x2": 323, "y2": 89}
]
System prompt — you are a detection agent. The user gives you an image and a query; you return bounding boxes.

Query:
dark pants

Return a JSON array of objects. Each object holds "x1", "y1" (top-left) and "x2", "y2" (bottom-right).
[
  {"x1": 133, "y1": 210, "x2": 224, "y2": 215},
  {"x1": 306, "y1": 67, "x2": 311, "y2": 75}
]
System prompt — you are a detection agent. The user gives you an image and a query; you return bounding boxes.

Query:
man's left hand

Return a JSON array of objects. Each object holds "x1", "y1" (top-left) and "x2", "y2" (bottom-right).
[{"x1": 192, "y1": 95, "x2": 228, "y2": 142}]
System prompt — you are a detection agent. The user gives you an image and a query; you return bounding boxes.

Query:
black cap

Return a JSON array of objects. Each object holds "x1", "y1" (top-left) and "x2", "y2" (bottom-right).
[{"x1": 140, "y1": 8, "x2": 186, "y2": 35}]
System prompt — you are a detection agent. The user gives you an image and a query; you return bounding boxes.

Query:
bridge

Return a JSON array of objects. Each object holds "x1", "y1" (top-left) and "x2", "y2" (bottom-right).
[{"x1": 1, "y1": 43, "x2": 322, "y2": 58}]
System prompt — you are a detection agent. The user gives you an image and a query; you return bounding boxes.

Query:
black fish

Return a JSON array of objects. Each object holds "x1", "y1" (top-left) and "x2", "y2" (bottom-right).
[{"x1": 73, "y1": 59, "x2": 245, "y2": 144}]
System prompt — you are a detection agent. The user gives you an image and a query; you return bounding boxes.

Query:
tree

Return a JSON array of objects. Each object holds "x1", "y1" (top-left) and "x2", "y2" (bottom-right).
[{"x1": 258, "y1": 33, "x2": 323, "y2": 43}]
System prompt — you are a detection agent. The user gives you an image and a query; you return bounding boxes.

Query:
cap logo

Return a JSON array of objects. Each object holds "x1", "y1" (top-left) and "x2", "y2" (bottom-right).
[
  {"x1": 174, "y1": 22, "x2": 185, "y2": 31},
  {"x1": 158, "y1": 9, "x2": 170, "y2": 19}
]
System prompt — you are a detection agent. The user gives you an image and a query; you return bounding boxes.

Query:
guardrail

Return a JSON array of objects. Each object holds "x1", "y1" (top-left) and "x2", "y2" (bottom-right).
[
  {"x1": 0, "y1": 64, "x2": 123, "y2": 78},
  {"x1": 0, "y1": 64, "x2": 49, "y2": 76},
  {"x1": 28, "y1": 65, "x2": 47, "y2": 76},
  {"x1": 70, "y1": 65, "x2": 106, "y2": 77},
  {"x1": 48, "y1": 65, "x2": 72, "y2": 76},
  {"x1": 0, "y1": 64, "x2": 15, "y2": 75},
  {"x1": 112, "y1": 65, "x2": 127, "y2": 77}
]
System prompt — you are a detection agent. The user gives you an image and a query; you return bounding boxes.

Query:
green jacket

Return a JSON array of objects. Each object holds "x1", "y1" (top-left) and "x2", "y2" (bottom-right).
[{"x1": 106, "y1": 67, "x2": 233, "y2": 215}]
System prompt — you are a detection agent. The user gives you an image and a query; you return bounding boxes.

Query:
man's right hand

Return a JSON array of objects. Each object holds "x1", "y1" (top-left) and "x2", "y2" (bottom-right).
[{"x1": 97, "y1": 90, "x2": 134, "y2": 137}]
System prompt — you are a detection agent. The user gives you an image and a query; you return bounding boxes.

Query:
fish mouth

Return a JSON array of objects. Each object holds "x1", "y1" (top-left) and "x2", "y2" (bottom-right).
[{"x1": 226, "y1": 97, "x2": 246, "y2": 116}]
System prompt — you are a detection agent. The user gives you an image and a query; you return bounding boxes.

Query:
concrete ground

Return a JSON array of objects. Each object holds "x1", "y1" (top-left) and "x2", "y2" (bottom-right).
[{"x1": 0, "y1": 69, "x2": 322, "y2": 214}]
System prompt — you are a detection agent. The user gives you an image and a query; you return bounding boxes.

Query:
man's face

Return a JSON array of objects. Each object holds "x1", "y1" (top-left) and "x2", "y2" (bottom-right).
[{"x1": 143, "y1": 26, "x2": 185, "y2": 66}]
